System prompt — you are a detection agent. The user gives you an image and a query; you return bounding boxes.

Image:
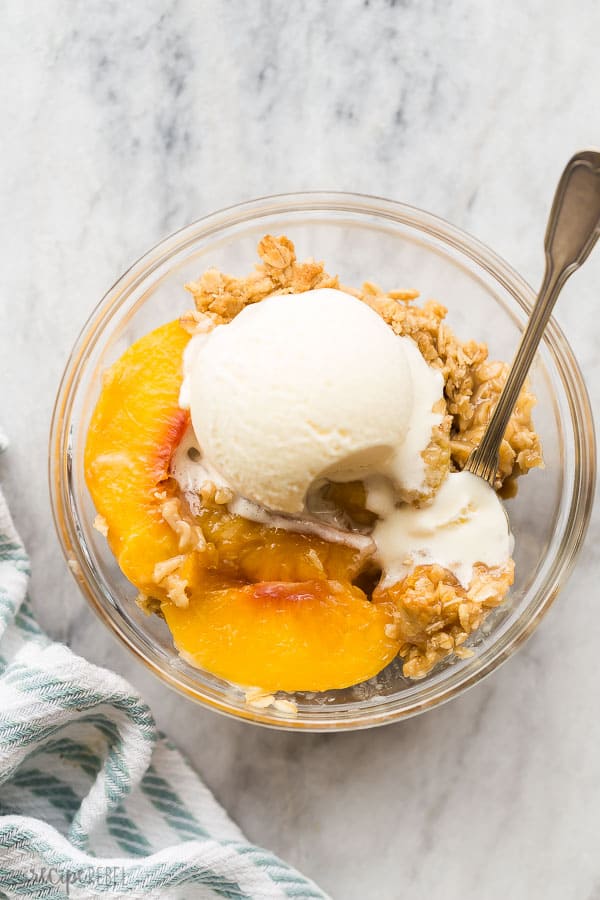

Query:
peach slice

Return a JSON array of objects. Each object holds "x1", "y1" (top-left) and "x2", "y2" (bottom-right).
[
  {"x1": 84, "y1": 320, "x2": 191, "y2": 593},
  {"x1": 163, "y1": 580, "x2": 400, "y2": 692},
  {"x1": 196, "y1": 504, "x2": 365, "y2": 583}
]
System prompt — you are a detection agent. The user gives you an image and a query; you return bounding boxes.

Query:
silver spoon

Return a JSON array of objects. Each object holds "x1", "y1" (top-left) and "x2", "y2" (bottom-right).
[{"x1": 466, "y1": 149, "x2": 600, "y2": 487}]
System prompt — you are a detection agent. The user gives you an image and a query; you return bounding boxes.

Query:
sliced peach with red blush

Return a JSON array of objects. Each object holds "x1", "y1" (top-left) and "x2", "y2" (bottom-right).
[
  {"x1": 163, "y1": 579, "x2": 400, "y2": 692},
  {"x1": 84, "y1": 320, "x2": 191, "y2": 592}
]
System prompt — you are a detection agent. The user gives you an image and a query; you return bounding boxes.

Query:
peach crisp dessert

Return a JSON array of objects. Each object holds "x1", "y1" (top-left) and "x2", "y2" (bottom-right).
[{"x1": 85, "y1": 235, "x2": 543, "y2": 701}]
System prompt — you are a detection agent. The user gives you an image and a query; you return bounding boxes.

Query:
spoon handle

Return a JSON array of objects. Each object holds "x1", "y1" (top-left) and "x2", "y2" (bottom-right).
[{"x1": 466, "y1": 149, "x2": 600, "y2": 485}]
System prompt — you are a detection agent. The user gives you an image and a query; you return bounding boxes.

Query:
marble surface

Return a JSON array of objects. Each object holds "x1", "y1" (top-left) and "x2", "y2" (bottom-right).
[{"x1": 2, "y1": 2, "x2": 600, "y2": 897}]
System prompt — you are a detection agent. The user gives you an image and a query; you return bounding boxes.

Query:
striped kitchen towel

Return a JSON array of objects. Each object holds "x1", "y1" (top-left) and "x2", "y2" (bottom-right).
[{"x1": 0, "y1": 433, "x2": 328, "y2": 900}]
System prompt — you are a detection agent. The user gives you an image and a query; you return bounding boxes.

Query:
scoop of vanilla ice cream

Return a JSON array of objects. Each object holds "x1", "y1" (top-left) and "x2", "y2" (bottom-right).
[{"x1": 186, "y1": 288, "x2": 414, "y2": 514}]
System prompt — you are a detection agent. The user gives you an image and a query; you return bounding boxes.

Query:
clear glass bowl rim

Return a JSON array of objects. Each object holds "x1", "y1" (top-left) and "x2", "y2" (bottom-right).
[{"x1": 49, "y1": 191, "x2": 596, "y2": 732}]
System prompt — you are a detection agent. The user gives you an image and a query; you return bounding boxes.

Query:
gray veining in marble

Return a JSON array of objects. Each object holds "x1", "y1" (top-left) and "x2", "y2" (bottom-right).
[{"x1": 2, "y1": 2, "x2": 600, "y2": 898}]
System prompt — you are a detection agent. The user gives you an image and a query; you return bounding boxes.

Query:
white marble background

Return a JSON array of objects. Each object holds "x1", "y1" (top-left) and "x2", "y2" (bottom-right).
[{"x1": 2, "y1": 2, "x2": 600, "y2": 897}]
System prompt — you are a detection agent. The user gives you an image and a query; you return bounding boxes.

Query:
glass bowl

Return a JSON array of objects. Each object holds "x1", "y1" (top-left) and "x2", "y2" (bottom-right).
[{"x1": 49, "y1": 193, "x2": 596, "y2": 731}]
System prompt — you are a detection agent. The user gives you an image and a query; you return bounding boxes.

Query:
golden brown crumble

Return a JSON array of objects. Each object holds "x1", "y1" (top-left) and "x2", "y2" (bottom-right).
[
  {"x1": 160, "y1": 496, "x2": 206, "y2": 552},
  {"x1": 244, "y1": 687, "x2": 299, "y2": 715},
  {"x1": 151, "y1": 555, "x2": 190, "y2": 607},
  {"x1": 184, "y1": 234, "x2": 338, "y2": 326},
  {"x1": 420, "y1": 397, "x2": 452, "y2": 501},
  {"x1": 152, "y1": 555, "x2": 186, "y2": 584},
  {"x1": 93, "y1": 514, "x2": 109, "y2": 537},
  {"x1": 347, "y1": 280, "x2": 542, "y2": 487},
  {"x1": 375, "y1": 562, "x2": 515, "y2": 679},
  {"x1": 179, "y1": 309, "x2": 216, "y2": 336},
  {"x1": 189, "y1": 479, "x2": 234, "y2": 507},
  {"x1": 150, "y1": 491, "x2": 219, "y2": 608}
]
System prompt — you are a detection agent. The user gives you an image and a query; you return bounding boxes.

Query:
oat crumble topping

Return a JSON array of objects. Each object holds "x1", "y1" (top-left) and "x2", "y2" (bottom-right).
[
  {"x1": 375, "y1": 562, "x2": 514, "y2": 678},
  {"x1": 93, "y1": 514, "x2": 109, "y2": 537}
]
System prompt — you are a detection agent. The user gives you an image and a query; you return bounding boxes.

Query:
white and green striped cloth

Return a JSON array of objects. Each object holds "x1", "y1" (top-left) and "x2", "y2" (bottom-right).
[{"x1": 0, "y1": 434, "x2": 328, "y2": 900}]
